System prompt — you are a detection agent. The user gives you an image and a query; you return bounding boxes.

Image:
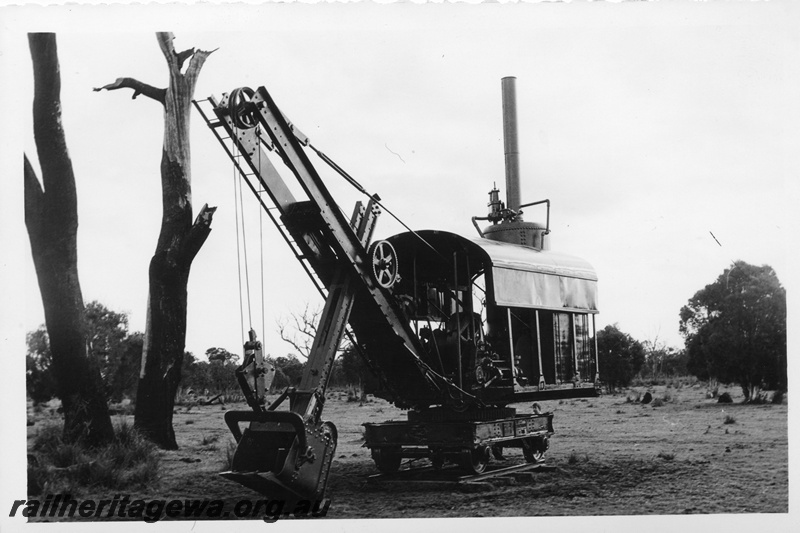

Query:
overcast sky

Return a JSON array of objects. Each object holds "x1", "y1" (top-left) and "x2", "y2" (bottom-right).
[{"x1": 2, "y1": 1, "x2": 797, "y2": 364}]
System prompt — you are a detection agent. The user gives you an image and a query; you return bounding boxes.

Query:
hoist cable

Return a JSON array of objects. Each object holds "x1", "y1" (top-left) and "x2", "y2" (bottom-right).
[
  {"x1": 305, "y1": 142, "x2": 477, "y2": 400},
  {"x1": 308, "y1": 143, "x2": 446, "y2": 262},
  {"x1": 258, "y1": 127, "x2": 266, "y2": 342},
  {"x1": 238, "y1": 168, "x2": 254, "y2": 328},
  {"x1": 231, "y1": 132, "x2": 245, "y2": 346}
]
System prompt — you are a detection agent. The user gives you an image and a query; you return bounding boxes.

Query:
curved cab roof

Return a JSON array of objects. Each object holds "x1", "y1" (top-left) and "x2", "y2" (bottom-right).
[{"x1": 388, "y1": 230, "x2": 598, "y2": 313}]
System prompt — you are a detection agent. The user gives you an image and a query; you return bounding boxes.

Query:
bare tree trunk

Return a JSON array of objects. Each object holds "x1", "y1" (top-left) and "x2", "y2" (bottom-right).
[
  {"x1": 95, "y1": 33, "x2": 215, "y2": 449},
  {"x1": 25, "y1": 33, "x2": 114, "y2": 446}
]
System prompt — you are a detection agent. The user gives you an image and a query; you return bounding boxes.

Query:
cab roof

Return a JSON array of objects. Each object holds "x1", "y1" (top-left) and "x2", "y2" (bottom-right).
[{"x1": 388, "y1": 230, "x2": 598, "y2": 313}]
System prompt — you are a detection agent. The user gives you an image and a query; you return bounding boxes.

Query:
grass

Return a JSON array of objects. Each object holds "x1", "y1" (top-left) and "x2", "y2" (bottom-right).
[
  {"x1": 566, "y1": 451, "x2": 589, "y2": 465},
  {"x1": 567, "y1": 451, "x2": 580, "y2": 465},
  {"x1": 222, "y1": 440, "x2": 237, "y2": 470},
  {"x1": 200, "y1": 433, "x2": 220, "y2": 446},
  {"x1": 28, "y1": 420, "x2": 160, "y2": 497}
]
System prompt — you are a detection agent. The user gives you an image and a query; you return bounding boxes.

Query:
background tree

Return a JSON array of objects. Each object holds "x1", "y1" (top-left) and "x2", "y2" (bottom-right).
[
  {"x1": 340, "y1": 344, "x2": 379, "y2": 393},
  {"x1": 26, "y1": 328, "x2": 57, "y2": 404},
  {"x1": 95, "y1": 33, "x2": 215, "y2": 449},
  {"x1": 84, "y1": 300, "x2": 128, "y2": 398},
  {"x1": 205, "y1": 347, "x2": 240, "y2": 393},
  {"x1": 180, "y1": 351, "x2": 211, "y2": 394},
  {"x1": 112, "y1": 333, "x2": 144, "y2": 402},
  {"x1": 24, "y1": 33, "x2": 114, "y2": 445},
  {"x1": 271, "y1": 354, "x2": 306, "y2": 390},
  {"x1": 277, "y1": 304, "x2": 319, "y2": 359},
  {"x1": 26, "y1": 303, "x2": 144, "y2": 404},
  {"x1": 679, "y1": 261, "x2": 786, "y2": 401},
  {"x1": 641, "y1": 335, "x2": 687, "y2": 382},
  {"x1": 596, "y1": 324, "x2": 645, "y2": 391},
  {"x1": 658, "y1": 348, "x2": 689, "y2": 378},
  {"x1": 276, "y1": 304, "x2": 377, "y2": 392}
]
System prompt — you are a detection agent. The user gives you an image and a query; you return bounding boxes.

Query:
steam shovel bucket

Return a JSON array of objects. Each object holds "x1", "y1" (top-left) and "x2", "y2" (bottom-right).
[{"x1": 221, "y1": 410, "x2": 338, "y2": 501}]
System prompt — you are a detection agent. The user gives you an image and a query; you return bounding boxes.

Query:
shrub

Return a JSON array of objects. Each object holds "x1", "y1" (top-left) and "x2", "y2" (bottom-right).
[
  {"x1": 567, "y1": 451, "x2": 580, "y2": 465},
  {"x1": 772, "y1": 391, "x2": 785, "y2": 404},
  {"x1": 657, "y1": 451, "x2": 675, "y2": 461},
  {"x1": 27, "y1": 421, "x2": 159, "y2": 496},
  {"x1": 651, "y1": 398, "x2": 665, "y2": 407},
  {"x1": 200, "y1": 434, "x2": 220, "y2": 446},
  {"x1": 723, "y1": 414, "x2": 736, "y2": 425},
  {"x1": 748, "y1": 391, "x2": 770, "y2": 404},
  {"x1": 718, "y1": 392, "x2": 733, "y2": 403}
]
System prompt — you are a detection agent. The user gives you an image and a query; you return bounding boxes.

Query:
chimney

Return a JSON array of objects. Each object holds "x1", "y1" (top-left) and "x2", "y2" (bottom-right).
[{"x1": 501, "y1": 76, "x2": 521, "y2": 212}]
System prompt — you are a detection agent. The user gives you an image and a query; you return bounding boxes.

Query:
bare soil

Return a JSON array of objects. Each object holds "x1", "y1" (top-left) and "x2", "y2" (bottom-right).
[{"x1": 26, "y1": 382, "x2": 788, "y2": 520}]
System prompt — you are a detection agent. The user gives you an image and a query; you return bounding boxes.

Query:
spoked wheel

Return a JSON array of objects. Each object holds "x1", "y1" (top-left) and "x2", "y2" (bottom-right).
[
  {"x1": 521, "y1": 436, "x2": 549, "y2": 463},
  {"x1": 372, "y1": 447, "x2": 402, "y2": 474},
  {"x1": 459, "y1": 446, "x2": 490, "y2": 474},
  {"x1": 368, "y1": 240, "x2": 399, "y2": 289},
  {"x1": 228, "y1": 87, "x2": 258, "y2": 129}
]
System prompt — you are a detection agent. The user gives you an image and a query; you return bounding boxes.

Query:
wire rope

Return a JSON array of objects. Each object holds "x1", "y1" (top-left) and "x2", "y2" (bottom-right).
[
  {"x1": 308, "y1": 143, "x2": 446, "y2": 262},
  {"x1": 231, "y1": 131, "x2": 245, "y2": 346},
  {"x1": 258, "y1": 126, "x2": 266, "y2": 342}
]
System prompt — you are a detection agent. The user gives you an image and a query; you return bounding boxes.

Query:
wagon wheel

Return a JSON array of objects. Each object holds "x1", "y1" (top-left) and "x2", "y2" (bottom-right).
[
  {"x1": 372, "y1": 447, "x2": 402, "y2": 474},
  {"x1": 368, "y1": 240, "x2": 399, "y2": 289},
  {"x1": 459, "y1": 446, "x2": 490, "y2": 475},
  {"x1": 521, "y1": 436, "x2": 549, "y2": 463}
]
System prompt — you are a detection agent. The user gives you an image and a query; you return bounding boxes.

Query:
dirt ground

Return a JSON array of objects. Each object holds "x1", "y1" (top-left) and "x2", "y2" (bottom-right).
[{"x1": 26, "y1": 382, "x2": 788, "y2": 521}]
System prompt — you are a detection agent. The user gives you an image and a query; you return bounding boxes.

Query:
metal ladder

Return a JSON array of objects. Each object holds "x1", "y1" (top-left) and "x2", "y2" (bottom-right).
[
  {"x1": 194, "y1": 96, "x2": 384, "y2": 386},
  {"x1": 193, "y1": 97, "x2": 328, "y2": 302}
]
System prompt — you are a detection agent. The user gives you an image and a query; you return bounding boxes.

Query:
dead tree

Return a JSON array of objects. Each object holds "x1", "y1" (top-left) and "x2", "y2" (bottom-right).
[
  {"x1": 95, "y1": 33, "x2": 215, "y2": 449},
  {"x1": 24, "y1": 33, "x2": 114, "y2": 446},
  {"x1": 277, "y1": 304, "x2": 321, "y2": 359}
]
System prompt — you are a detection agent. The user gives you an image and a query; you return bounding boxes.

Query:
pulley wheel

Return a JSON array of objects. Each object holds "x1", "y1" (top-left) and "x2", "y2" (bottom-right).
[
  {"x1": 368, "y1": 240, "x2": 399, "y2": 289},
  {"x1": 228, "y1": 87, "x2": 258, "y2": 129}
]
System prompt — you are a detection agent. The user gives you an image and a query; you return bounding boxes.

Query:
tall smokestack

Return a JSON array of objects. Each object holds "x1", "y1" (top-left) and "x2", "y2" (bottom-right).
[
  {"x1": 483, "y1": 77, "x2": 548, "y2": 250},
  {"x1": 501, "y1": 76, "x2": 521, "y2": 212}
]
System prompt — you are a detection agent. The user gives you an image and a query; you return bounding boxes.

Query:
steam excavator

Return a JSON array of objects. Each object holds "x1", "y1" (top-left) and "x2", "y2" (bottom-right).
[{"x1": 193, "y1": 77, "x2": 600, "y2": 501}]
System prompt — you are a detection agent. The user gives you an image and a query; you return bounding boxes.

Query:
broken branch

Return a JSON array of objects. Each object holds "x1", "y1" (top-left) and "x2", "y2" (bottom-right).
[
  {"x1": 183, "y1": 203, "x2": 217, "y2": 264},
  {"x1": 93, "y1": 78, "x2": 166, "y2": 105}
]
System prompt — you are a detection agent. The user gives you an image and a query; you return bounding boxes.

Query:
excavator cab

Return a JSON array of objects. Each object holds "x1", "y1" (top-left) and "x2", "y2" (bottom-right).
[{"x1": 386, "y1": 229, "x2": 600, "y2": 405}]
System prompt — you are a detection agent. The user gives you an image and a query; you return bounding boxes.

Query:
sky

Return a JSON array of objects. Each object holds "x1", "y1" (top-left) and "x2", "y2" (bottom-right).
[{"x1": 2, "y1": 2, "x2": 797, "y2": 363}]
